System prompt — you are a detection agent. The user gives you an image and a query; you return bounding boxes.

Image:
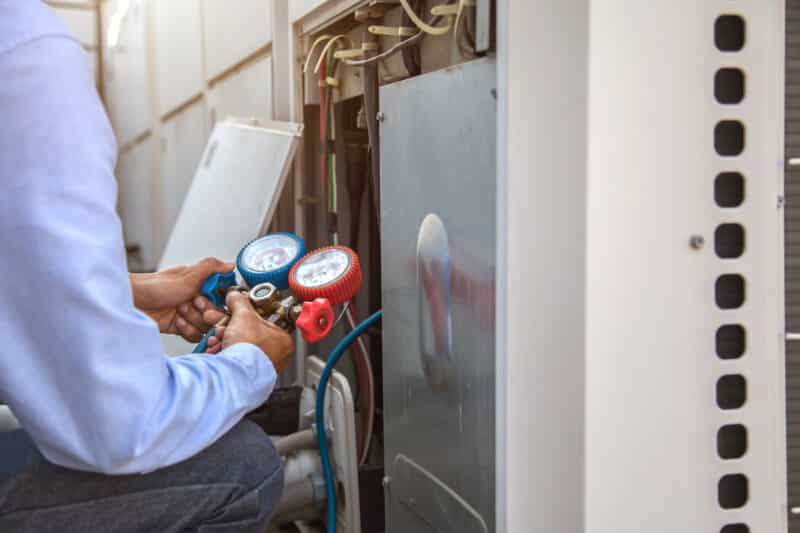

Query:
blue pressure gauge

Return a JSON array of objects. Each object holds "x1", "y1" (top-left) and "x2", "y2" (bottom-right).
[{"x1": 236, "y1": 232, "x2": 306, "y2": 290}]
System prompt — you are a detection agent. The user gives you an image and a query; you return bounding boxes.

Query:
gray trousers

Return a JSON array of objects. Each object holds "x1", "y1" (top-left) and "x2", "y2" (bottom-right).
[{"x1": 0, "y1": 420, "x2": 283, "y2": 532}]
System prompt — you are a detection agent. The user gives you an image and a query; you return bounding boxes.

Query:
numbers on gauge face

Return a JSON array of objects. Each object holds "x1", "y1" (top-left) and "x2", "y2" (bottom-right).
[
  {"x1": 294, "y1": 249, "x2": 351, "y2": 288},
  {"x1": 241, "y1": 235, "x2": 300, "y2": 273}
]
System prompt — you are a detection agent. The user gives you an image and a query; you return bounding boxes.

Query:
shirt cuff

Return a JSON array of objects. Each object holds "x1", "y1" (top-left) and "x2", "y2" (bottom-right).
[{"x1": 217, "y1": 342, "x2": 277, "y2": 404}]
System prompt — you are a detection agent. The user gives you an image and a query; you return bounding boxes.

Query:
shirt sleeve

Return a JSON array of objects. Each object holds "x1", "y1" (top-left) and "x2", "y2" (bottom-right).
[{"x1": 0, "y1": 36, "x2": 277, "y2": 474}]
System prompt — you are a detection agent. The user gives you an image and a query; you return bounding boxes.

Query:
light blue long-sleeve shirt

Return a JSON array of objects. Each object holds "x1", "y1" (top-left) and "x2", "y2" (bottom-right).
[{"x1": 0, "y1": 1, "x2": 277, "y2": 474}]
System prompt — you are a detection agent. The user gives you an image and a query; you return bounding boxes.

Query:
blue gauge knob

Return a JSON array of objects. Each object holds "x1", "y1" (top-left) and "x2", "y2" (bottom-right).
[
  {"x1": 201, "y1": 271, "x2": 237, "y2": 309},
  {"x1": 236, "y1": 232, "x2": 306, "y2": 290}
]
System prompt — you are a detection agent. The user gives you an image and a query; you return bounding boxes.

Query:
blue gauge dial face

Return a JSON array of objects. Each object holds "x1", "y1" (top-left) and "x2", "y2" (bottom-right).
[
  {"x1": 241, "y1": 235, "x2": 300, "y2": 273},
  {"x1": 294, "y1": 249, "x2": 351, "y2": 288}
]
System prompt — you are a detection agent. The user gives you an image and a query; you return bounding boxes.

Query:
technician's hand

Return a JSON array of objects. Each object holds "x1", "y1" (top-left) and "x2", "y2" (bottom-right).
[
  {"x1": 206, "y1": 291, "x2": 294, "y2": 372},
  {"x1": 130, "y1": 257, "x2": 232, "y2": 342}
]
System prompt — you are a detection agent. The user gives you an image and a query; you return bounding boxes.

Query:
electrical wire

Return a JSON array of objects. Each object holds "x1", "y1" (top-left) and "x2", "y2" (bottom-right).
[
  {"x1": 341, "y1": 9, "x2": 448, "y2": 67},
  {"x1": 341, "y1": 31, "x2": 425, "y2": 67},
  {"x1": 316, "y1": 310, "x2": 382, "y2": 533},
  {"x1": 347, "y1": 307, "x2": 370, "y2": 464},
  {"x1": 319, "y1": 59, "x2": 328, "y2": 240},
  {"x1": 346, "y1": 305, "x2": 374, "y2": 464},
  {"x1": 314, "y1": 35, "x2": 354, "y2": 75},
  {"x1": 303, "y1": 34, "x2": 333, "y2": 73},
  {"x1": 399, "y1": 0, "x2": 453, "y2": 35},
  {"x1": 333, "y1": 301, "x2": 350, "y2": 329}
]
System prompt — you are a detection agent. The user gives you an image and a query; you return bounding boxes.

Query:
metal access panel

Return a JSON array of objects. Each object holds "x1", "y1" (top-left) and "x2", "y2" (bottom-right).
[{"x1": 380, "y1": 58, "x2": 496, "y2": 533}]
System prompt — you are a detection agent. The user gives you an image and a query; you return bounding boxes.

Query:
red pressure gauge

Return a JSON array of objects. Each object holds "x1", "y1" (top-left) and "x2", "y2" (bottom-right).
[{"x1": 289, "y1": 246, "x2": 362, "y2": 306}]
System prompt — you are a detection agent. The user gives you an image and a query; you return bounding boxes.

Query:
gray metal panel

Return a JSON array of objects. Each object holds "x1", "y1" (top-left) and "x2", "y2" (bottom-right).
[
  {"x1": 380, "y1": 58, "x2": 496, "y2": 533},
  {"x1": 788, "y1": 1, "x2": 800, "y2": 529}
]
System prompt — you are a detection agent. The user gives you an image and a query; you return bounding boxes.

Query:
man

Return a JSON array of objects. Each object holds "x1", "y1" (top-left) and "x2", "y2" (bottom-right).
[{"x1": 0, "y1": 2, "x2": 293, "y2": 531}]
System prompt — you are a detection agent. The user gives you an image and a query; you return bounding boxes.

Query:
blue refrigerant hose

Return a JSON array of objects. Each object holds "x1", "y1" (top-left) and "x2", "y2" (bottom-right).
[
  {"x1": 192, "y1": 327, "x2": 216, "y2": 354},
  {"x1": 316, "y1": 309, "x2": 382, "y2": 533}
]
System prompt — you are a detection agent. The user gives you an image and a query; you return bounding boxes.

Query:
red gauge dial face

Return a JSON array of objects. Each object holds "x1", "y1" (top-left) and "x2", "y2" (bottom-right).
[
  {"x1": 292, "y1": 248, "x2": 351, "y2": 288},
  {"x1": 289, "y1": 246, "x2": 362, "y2": 306}
]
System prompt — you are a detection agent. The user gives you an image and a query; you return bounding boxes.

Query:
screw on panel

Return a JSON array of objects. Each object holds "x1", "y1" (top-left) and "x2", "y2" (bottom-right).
[
  {"x1": 376, "y1": 112, "x2": 386, "y2": 123},
  {"x1": 382, "y1": 476, "x2": 391, "y2": 488},
  {"x1": 689, "y1": 235, "x2": 705, "y2": 250},
  {"x1": 778, "y1": 194, "x2": 786, "y2": 209}
]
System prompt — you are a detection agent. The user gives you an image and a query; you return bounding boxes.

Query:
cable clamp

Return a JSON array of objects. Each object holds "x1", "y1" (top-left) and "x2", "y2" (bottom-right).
[
  {"x1": 432, "y1": 0, "x2": 475, "y2": 16},
  {"x1": 333, "y1": 48, "x2": 366, "y2": 59},
  {"x1": 368, "y1": 25, "x2": 417, "y2": 37},
  {"x1": 430, "y1": 3, "x2": 460, "y2": 16},
  {"x1": 325, "y1": 77, "x2": 340, "y2": 88},
  {"x1": 312, "y1": 35, "x2": 354, "y2": 74}
]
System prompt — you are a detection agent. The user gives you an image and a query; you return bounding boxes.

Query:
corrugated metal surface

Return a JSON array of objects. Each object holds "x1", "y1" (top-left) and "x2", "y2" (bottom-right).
[{"x1": 788, "y1": 1, "x2": 800, "y2": 530}]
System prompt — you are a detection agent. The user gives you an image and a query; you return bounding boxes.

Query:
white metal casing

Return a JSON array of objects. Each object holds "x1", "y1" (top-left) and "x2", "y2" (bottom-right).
[
  {"x1": 585, "y1": 1, "x2": 786, "y2": 531},
  {"x1": 498, "y1": 0, "x2": 787, "y2": 531}
]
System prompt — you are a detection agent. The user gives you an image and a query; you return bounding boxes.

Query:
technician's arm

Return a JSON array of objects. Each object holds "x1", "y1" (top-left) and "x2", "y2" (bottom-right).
[{"x1": 0, "y1": 36, "x2": 277, "y2": 474}]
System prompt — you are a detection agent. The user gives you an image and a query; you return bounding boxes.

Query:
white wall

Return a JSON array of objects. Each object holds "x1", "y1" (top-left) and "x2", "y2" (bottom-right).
[
  {"x1": 117, "y1": 137, "x2": 156, "y2": 270},
  {"x1": 154, "y1": 0, "x2": 205, "y2": 115},
  {"x1": 101, "y1": 0, "x2": 281, "y2": 270},
  {"x1": 208, "y1": 56, "x2": 274, "y2": 127},
  {"x1": 159, "y1": 100, "x2": 208, "y2": 251},
  {"x1": 202, "y1": 0, "x2": 273, "y2": 79},
  {"x1": 290, "y1": 0, "x2": 327, "y2": 22},
  {"x1": 49, "y1": 2, "x2": 100, "y2": 85},
  {"x1": 101, "y1": 0, "x2": 151, "y2": 146}
]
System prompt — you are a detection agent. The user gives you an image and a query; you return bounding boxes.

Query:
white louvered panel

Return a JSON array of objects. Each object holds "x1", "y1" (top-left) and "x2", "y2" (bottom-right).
[
  {"x1": 585, "y1": 1, "x2": 786, "y2": 532},
  {"x1": 787, "y1": 1, "x2": 800, "y2": 531}
]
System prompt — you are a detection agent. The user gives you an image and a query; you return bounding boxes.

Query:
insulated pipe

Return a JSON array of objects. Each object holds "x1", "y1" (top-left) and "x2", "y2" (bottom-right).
[
  {"x1": 345, "y1": 144, "x2": 367, "y2": 249},
  {"x1": 275, "y1": 428, "x2": 317, "y2": 456},
  {"x1": 283, "y1": 449, "x2": 323, "y2": 486},
  {"x1": 361, "y1": 27, "x2": 381, "y2": 219},
  {"x1": 271, "y1": 474, "x2": 327, "y2": 524},
  {"x1": 400, "y1": 0, "x2": 422, "y2": 76}
]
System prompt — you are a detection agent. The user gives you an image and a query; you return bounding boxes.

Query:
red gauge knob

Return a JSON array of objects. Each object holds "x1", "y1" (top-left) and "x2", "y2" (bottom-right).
[
  {"x1": 296, "y1": 298, "x2": 335, "y2": 343},
  {"x1": 289, "y1": 246, "x2": 362, "y2": 306}
]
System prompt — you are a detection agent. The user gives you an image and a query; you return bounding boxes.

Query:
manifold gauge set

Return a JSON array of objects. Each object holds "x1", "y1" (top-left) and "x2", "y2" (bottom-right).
[{"x1": 194, "y1": 233, "x2": 362, "y2": 352}]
